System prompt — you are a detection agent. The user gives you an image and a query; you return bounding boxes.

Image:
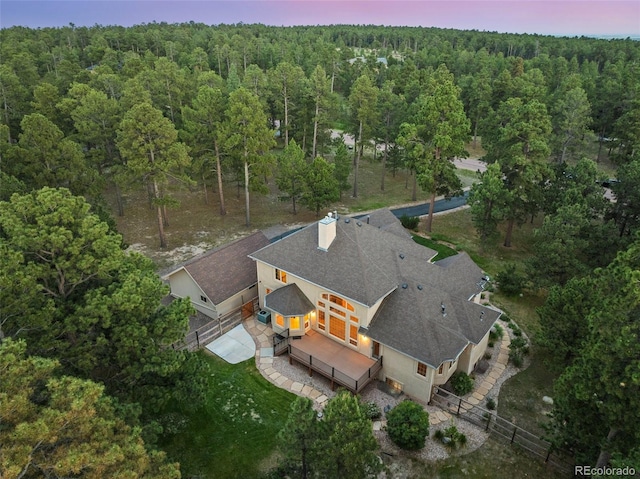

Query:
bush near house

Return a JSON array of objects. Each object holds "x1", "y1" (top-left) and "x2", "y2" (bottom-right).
[
  {"x1": 385, "y1": 400, "x2": 430, "y2": 450},
  {"x1": 450, "y1": 371, "x2": 474, "y2": 396},
  {"x1": 400, "y1": 214, "x2": 420, "y2": 230}
]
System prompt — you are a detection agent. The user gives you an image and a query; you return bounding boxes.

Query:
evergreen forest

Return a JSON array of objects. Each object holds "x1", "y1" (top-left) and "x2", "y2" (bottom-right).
[{"x1": 1, "y1": 22, "x2": 639, "y2": 477}]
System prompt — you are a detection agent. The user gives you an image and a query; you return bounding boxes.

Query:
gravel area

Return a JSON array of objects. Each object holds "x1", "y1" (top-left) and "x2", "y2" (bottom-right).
[{"x1": 266, "y1": 317, "x2": 528, "y2": 465}]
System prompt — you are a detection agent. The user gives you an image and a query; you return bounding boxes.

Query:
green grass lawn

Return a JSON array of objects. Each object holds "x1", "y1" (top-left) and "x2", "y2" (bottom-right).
[
  {"x1": 412, "y1": 234, "x2": 458, "y2": 261},
  {"x1": 424, "y1": 435, "x2": 567, "y2": 478},
  {"x1": 160, "y1": 353, "x2": 295, "y2": 479},
  {"x1": 497, "y1": 347, "x2": 558, "y2": 438}
]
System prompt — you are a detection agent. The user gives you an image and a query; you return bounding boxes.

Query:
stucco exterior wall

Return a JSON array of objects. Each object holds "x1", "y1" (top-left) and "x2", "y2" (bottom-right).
[
  {"x1": 459, "y1": 328, "x2": 492, "y2": 374},
  {"x1": 168, "y1": 269, "x2": 217, "y2": 319},
  {"x1": 256, "y1": 261, "x2": 378, "y2": 354},
  {"x1": 216, "y1": 284, "x2": 258, "y2": 318},
  {"x1": 376, "y1": 344, "x2": 435, "y2": 403}
]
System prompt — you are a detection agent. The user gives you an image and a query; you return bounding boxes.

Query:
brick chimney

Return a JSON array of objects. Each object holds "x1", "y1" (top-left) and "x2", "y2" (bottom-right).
[{"x1": 318, "y1": 212, "x2": 337, "y2": 251}]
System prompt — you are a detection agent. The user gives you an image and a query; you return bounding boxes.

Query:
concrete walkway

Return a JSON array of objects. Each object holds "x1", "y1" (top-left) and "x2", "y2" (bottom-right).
[
  {"x1": 244, "y1": 318, "x2": 331, "y2": 409},
  {"x1": 243, "y1": 316, "x2": 511, "y2": 425}
]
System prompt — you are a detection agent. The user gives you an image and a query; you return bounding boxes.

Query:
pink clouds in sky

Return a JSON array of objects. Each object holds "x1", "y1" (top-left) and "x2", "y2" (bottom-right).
[{"x1": 2, "y1": 1, "x2": 638, "y2": 36}]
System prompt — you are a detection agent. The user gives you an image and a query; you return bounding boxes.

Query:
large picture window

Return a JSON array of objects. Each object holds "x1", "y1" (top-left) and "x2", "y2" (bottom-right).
[
  {"x1": 329, "y1": 315, "x2": 346, "y2": 341},
  {"x1": 318, "y1": 292, "x2": 357, "y2": 345}
]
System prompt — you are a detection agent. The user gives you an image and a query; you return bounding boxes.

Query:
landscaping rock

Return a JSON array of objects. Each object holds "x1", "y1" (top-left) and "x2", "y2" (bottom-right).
[{"x1": 542, "y1": 396, "x2": 554, "y2": 405}]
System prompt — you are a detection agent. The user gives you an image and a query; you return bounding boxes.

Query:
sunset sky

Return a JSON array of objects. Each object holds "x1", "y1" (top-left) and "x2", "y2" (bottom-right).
[{"x1": 2, "y1": 1, "x2": 639, "y2": 37}]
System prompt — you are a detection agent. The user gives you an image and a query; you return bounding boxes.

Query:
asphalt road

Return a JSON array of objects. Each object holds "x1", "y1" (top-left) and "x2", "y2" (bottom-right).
[{"x1": 389, "y1": 191, "x2": 470, "y2": 218}]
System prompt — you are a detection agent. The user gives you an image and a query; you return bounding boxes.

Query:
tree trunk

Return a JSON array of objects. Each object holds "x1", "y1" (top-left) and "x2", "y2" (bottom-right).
[
  {"x1": 353, "y1": 121, "x2": 363, "y2": 198},
  {"x1": 215, "y1": 140, "x2": 226, "y2": 216},
  {"x1": 473, "y1": 114, "x2": 479, "y2": 149},
  {"x1": 596, "y1": 427, "x2": 619, "y2": 468},
  {"x1": 503, "y1": 218, "x2": 515, "y2": 247},
  {"x1": 244, "y1": 154, "x2": 251, "y2": 227},
  {"x1": 202, "y1": 172, "x2": 209, "y2": 204},
  {"x1": 146, "y1": 180, "x2": 154, "y2": 209},
  {"x1": 381, "y1": 122, "x2": 389, "y2": 191},
  {"x1": 292, "y1": 181, "x2": 298, "y2": 215},
  {"x1": 412, "y1": 171, "x2": 417, "y2": 201},
  {"x1": 284, "y1": 85, "x2": 289, "y2": 146},
  {"x1": 162, "y1": 204, "x2": 169, "y2": 227},
  {"x1": 114, "y1": 181, "x2": 124, "y2": 217},
  {"x1": 426, "y1": 191, "x2": 436, "y2": 233},
  {"x1": 153, "y1": 179, "x2": 167, "y2": 248},
  {"x1": 312, "y1": 100, "x2": 319, "y2": 158}
]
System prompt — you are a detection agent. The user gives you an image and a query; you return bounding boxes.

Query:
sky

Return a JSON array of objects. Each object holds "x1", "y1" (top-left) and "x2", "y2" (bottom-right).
[{"x1": 1, "y1": 0, "x2": 639, "y2": 37}]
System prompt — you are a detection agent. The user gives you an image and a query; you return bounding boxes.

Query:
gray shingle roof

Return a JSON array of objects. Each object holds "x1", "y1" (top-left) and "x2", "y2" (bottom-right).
[
  {"x1": 172, "y1": 232, "x2": 269, "y2": 304},
  {"x1": 250, "y1": 210, "x2": 498, "y2": 367},
  {"x1": 366, "y1": 252, "x2": 500, "y2": 367},
  {"x1": 358, "y1": 208, "x2": 413, "y2": 240},
  {"x1": 265, "y1": 283, "x2": 315, "y2": 316},
  {"x1": 250, "y1": 216, "x2": 436, "y2": 306}
]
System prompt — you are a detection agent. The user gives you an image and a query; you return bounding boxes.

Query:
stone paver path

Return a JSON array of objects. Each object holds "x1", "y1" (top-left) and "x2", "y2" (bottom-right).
[{"x1": 243, "y1": 316, "x2": 513, "y2": 423}]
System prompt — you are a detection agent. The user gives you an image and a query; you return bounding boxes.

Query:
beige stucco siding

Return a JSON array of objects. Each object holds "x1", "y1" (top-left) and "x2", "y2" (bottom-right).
[
  {"x1": 216, "y1": 284, "x2": 258, "y2": 318},
  {"x1": 168, "y1": 269, "x2": 217, "y2": 319},
  {"x1": 433, "y1": 357, "x2": 460, "y2": 386},
  {"x1": 256, "y1": 261, "x2": 381, "y2": 353},
  {"x1": 459, "y1": 328, "x2": 491, "y2": 375},
  {"x1": 377, "y1": 344, "x2": 435, "y2": 403}
]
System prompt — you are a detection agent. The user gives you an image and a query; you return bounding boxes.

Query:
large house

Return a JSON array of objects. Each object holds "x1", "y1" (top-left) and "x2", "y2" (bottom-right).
[
  {"x1": 249, "y1": 209, "x2": 500, "y2": 403},
  {"x1": 165, "y1": 232, "x2": 269, "y2": 320}
]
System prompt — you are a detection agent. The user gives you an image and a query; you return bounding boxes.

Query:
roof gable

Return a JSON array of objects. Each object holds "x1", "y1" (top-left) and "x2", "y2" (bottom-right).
[
  {"x1": 250, "y1": 215, "x2": 436, "y2": 306},
  {"x1": 170, "y1": 232, "x2": 269, "y2": 304}
]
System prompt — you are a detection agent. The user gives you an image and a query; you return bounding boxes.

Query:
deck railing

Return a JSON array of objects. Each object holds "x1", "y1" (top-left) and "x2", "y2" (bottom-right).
[
  {"x1": 273, "y1": 328, "x2": 290, "y2": 356},
  {"x1": 289, "y1": 343, "x2": 382, "y2": 393}
]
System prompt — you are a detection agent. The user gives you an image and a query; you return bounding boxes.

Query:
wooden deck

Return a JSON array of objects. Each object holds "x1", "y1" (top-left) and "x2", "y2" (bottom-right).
[{"x1": 288, "y1": 330, "x2": 382, "y2": 393}]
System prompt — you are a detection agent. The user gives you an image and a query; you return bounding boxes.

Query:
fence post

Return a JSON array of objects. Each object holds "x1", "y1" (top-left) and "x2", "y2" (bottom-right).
[
  {"x1": 485, "y1": 412, "x2": 492, "y2": 431},
  {"x1": 511, "y1": 426, "x2": 517, "y2": 444},
  {"x1": 545, "y1": 446, "x2": 552, "y2": 463},
  {"x1": 457, "y1": 398, "x2": 462, "y2": 416},
  {"x1": 195, "y1": 330, "x2": 200, "y2": 349}
]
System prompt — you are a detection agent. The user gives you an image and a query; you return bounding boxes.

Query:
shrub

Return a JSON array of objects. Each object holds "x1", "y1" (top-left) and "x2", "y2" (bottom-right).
[
  {"x1": 494, "y1": 324, "x2": 504, "y2": 337},
  {"x1": 488, "y1": 341, "x2": 494, "y2": 348},
  {"x1": 435, "y1": 424, "x2": 467, "y2": 449},
  {"x1": 509, "y1": 336, "x2": 528, "y2": 351},
  {"x1": 385, "y1": 401, "x2": 430, "y2": 450},
  {"x1": 486, "y1": 398, "x2": 496, "y2": 410},
  {"x1": 450, "y1": 371, "x2": 474, "y2": 396},
  {"x1": 399, "y1": 214, "x2": 420, "y2": 231},
  {"x1": 510, "y1": 349, "x2": 524, "y2": 368},
  {"x1": 359, "y1": 400, "x2": 382, "y2": 420},
  {"x1": 483, "y1": 352, "x2": 492, "y2": 360},
  {"x1": 496, "y1": 264, "x2": 527, "y2": 296}
]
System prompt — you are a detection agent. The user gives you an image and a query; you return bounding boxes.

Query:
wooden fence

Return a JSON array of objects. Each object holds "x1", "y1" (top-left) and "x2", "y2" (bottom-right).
[
  {"x1": 431, "y1": 387, "x2": 574, "y2": 475},
  {"x1": 174, "y1": 298, "x2": 258, "y2": 351}
]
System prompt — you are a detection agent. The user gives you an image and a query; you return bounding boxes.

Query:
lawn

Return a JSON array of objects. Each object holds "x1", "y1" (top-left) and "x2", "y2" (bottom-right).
[
  {"x1": 422, "y1": 435, "x2": 567, "y2": 478},
  {"x1": 412, "y1": 234, "x2": 458, "y2": 261},
  {"x1": 159, "y1": 352, "x2": 295, "y2": 479},
  {"x1": 497, "y1": 347, "x2": 558, "y2": 438}
]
